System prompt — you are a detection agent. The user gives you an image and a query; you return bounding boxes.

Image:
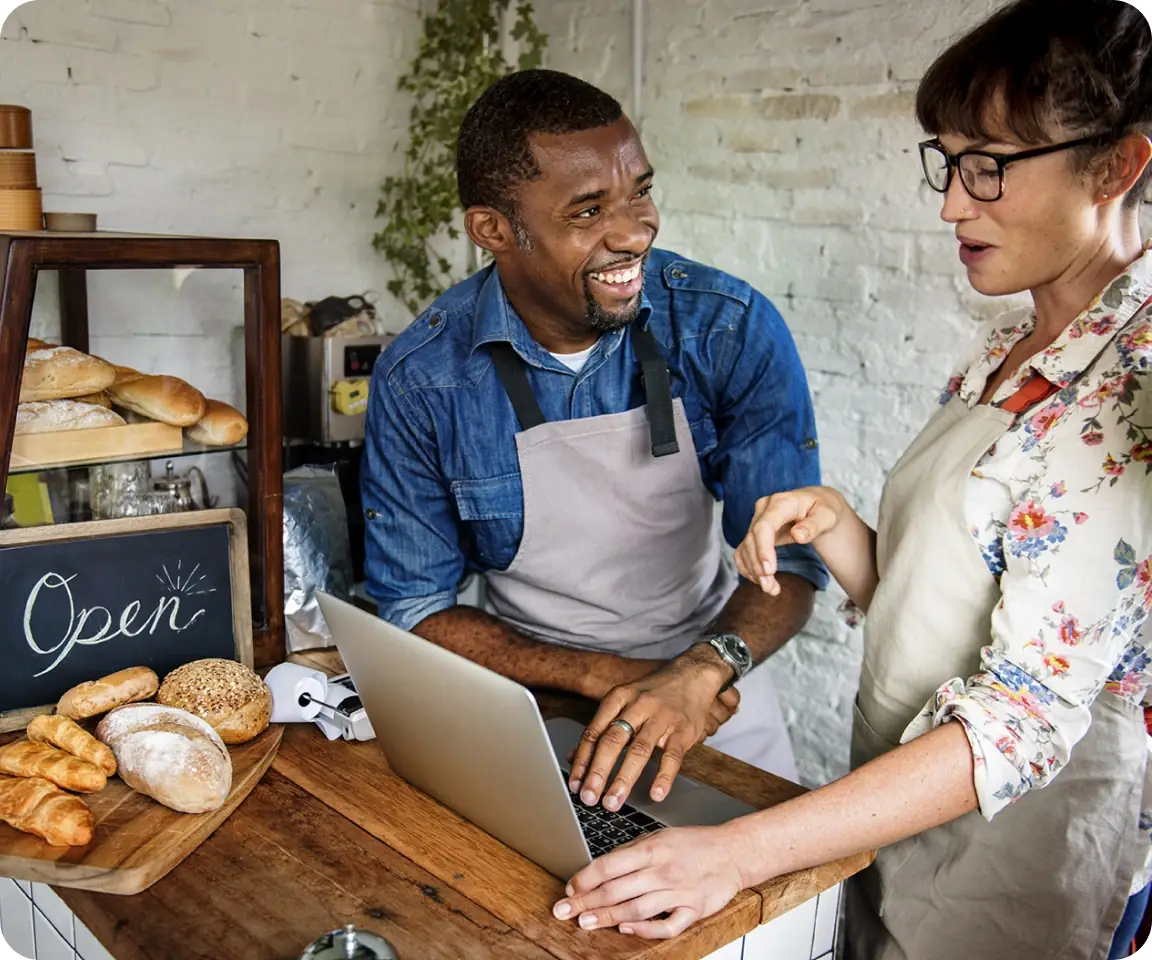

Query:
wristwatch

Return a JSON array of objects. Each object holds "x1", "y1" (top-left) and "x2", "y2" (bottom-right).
[{"x1": 697, "y1": 633, "x2": 752, "y2": 692}]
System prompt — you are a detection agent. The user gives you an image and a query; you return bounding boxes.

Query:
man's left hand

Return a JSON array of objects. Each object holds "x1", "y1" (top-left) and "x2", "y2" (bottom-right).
[{"x1": 568, "y1": 650, "x2": 738, "y2": 811}]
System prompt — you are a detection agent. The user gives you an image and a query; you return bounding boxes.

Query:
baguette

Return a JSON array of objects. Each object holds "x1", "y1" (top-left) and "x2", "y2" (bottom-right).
[
  {"x1": 108, "y1": 374, "x2": 207, "y2": 427},
  {"x1": 56, "y1": 666, "x2": 159, "y2": 721},
  {"x1": 0, "y1": 740, "x2": 107, "y2": 794},
  {"x1": 27, "y1": 714, "x2": 116, "y2": 776},
  {"x1": 0, "y1": 775, "x2": 94, "y2": 846},
  {"x1": 186, "y1": 399, "x2": 249, "y2": 447},
  {"x1": 19, "y1": 346, "x2": 116, "y2": 403},
  {"x1": 96, "y1": 704, "x2": 232, "y2": 813}
]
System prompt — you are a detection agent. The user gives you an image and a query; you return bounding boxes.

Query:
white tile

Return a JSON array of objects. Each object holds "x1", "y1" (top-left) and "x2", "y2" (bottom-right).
[
  {"x1": 743, "y1": 896, "x2": 818, "y2": 960},
  {"x1": 702, "y1": 936, "x2": 745, "y2": 960},
  {"x1": 34, "y1": 908, "x2": 76, "y2": 960},
  {"x1": 75, "y1": 918, "x2": 117, "y2": 960},
  {"x1": 13, "y1": 881, "x2": 30, "y2": 899},
  {"x1": 812, "y1": 884, "x2": 841, "y2": 959},
  {"x1": 31, "y1": 884, "x2": 74, "y2": 943},
  {"x1": 0, "y1": 879, "x2": 35, "y2": 959}
]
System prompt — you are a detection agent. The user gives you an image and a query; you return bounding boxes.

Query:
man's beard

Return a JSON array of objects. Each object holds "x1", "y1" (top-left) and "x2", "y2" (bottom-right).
[{"x1": 582, "y1": 271, "x2": 644, "y2": 333}]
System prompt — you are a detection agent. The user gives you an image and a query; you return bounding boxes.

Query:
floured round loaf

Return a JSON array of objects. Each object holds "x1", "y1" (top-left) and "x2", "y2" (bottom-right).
[
  {"x1": 20, "y1": 347, "x2": 116, "y2": 403},
  {"x1": 15, "y1": 400, "x2": 126, "y2": 435},
  {"x1": 157, "y1": 659, "x2": 271, "y2": 745},
  {"x1": 95, "y1": 703, "x2": 232, "y2": 813}
]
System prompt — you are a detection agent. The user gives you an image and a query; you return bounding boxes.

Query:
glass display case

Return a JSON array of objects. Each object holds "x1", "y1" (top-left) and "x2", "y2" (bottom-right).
[{"x1": 0, "y1": 231, "x2": 284, "y2": 666}]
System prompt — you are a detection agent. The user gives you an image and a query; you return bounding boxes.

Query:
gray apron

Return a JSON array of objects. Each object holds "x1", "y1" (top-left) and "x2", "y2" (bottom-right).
[
  {"x1": 846, "y1": 395, "x2": 1147, "y2": 960},
  {"x1": 480, "y1": 325, "x2": 796, "y2": 778}
]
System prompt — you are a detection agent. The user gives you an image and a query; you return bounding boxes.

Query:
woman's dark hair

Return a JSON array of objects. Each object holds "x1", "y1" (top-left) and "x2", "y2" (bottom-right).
[{"x1": 916, "y1": 0, "x2": 1152, "y2": 207}]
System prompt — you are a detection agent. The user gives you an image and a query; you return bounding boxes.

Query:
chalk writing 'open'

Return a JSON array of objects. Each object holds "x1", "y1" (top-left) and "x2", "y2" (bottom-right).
[{"x1": 23, "y1": 573, "x2": 207, "y2": 677}]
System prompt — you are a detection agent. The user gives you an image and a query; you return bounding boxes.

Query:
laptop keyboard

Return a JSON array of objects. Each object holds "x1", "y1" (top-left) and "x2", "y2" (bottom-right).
[{"x1": 572, "y1": 798, "x2": 664, "y2": 857}]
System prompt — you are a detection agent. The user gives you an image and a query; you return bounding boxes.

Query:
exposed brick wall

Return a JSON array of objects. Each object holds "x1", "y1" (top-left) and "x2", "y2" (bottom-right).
[
  {"x1": 2, "y1": 0, "x2": 422, "y2": 396},
  {"x1": 536, "y1": 0, "x2": 1152, "y2": 786}
]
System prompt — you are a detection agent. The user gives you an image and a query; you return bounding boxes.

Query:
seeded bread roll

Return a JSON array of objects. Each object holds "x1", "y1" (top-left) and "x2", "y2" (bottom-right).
[
  {"x1": 20, "y1": 347, "x2": 116, "y2": 403},
  {"x1": 157, "y1": 659, "x2": 271, "y2": 745}
]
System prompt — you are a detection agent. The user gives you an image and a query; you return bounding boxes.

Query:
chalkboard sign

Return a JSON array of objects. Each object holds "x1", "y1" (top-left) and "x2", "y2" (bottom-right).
[{"x1": 0, "y1": 509, "x2": 252, "y2": 731}]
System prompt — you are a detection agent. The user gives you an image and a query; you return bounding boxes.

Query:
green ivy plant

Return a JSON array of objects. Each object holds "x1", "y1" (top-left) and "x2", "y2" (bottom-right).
[{"x1": 373, "y1": 1, "x2": 547, "y2": 315}]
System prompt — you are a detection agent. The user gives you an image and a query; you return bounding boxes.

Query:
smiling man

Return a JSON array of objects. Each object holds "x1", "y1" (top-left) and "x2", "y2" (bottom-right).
[{"x1": 362, "y1": 69, "x2": 826, "y2": 809}]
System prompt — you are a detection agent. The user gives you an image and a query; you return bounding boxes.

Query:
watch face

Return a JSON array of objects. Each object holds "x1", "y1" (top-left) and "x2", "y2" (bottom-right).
[{"x1": 720, "y1": 634, "x2": 751, "y2": 669}]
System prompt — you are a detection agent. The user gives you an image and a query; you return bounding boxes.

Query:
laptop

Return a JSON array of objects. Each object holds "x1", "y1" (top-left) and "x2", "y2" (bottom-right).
[{"x1": 315, "y1": 591, "x2": 755, "y2": 879}]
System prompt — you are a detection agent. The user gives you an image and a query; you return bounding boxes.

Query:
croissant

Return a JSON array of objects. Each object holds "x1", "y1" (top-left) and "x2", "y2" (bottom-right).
[
  {"x1": 27, "y1": 715, "x2": 116, "y2": 776},
  {"x1": 0, "y1": 740, "x2": 107, "y2": 794},
  {"x1": 0, "y1": 775, "x2": 94, "y2": 846}
]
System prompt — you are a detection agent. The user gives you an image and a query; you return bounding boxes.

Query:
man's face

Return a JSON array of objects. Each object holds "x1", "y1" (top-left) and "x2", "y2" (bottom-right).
[{"x1": 498, "y1": 117, "x2": 660, "y2": 335}]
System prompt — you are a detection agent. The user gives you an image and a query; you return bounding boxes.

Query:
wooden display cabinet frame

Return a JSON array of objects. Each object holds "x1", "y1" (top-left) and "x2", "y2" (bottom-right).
[{"x1": 0, "y1": 231, "x2": 285, "y2": 667}]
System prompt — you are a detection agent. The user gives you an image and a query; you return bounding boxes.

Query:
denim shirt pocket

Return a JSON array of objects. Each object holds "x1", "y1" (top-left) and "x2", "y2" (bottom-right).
[{"x1": 450, "y1": 472, "x2": 524, "y2": 571}]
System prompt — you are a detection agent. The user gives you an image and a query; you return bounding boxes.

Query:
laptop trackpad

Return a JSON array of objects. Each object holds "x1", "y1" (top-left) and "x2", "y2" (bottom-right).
[{"x1": 545, "y1": 717, "x2": 756, "y2": 828}]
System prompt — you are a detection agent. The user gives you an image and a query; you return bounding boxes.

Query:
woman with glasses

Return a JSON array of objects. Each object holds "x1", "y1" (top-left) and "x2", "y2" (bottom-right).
[{"x1": 551, "y1": 0, "x2": 1152, "y2": 956}]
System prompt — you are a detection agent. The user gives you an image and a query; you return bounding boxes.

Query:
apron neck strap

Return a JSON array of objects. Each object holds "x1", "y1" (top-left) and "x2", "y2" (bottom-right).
[
  {"x1": 489, "y1": 325, "x2": 681, "y2": 458},
  {"x1": 491, "y1": 342, "x2": 546, "y2": 430},
  {"x1": 631, "y1": 324, "x2": 680, "y2": 457}
]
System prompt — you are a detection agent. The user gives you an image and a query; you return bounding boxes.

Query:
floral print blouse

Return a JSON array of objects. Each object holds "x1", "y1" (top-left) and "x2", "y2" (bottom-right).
[{"x1": 913, "y1": 245, "x2": 1152, "y2": 825}]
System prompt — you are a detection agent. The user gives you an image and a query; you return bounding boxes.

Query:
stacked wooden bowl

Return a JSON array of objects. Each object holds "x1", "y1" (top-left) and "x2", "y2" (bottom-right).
[{"x1": 0, "y1": 106, "x2": 41, "y2": 231}]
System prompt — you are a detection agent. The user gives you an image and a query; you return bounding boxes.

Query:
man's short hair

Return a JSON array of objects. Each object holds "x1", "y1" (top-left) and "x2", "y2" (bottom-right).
[{"x1": 456, "y1": 69, "x2": 624, "y2": 218}]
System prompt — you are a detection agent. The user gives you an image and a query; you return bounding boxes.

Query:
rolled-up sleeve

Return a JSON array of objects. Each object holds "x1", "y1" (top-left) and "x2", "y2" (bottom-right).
[
  {"x1": 711, "y1": 291, "x2": 829, "y2": 590},
  {"x1": 361, "y1": 366, "x2": 464, "y2": 630},
  {"x1": 904, "y1": 391, "x2": 1152, "y2": 820}
]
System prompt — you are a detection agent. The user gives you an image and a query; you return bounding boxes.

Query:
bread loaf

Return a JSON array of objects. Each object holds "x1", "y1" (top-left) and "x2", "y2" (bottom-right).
[
  {"x1": 27, "y1": 714, "x2": 116, "y2": 776},
  {"x1": 74, "y1": 390, "x2": 112, "y2": 408},
  {"x1": 0, "y1": 740, "x2": 107, "y2": 794},
  {"x1": 19, "y1": 347, "x2": 116, "y2": 403},
  {"x1": 0, "y1": 776, "x2": 94, "y2": 846},
  {"x1": 186, "y1": 399, "x2": 249, "y2": 447},
  {"x1": 15, "y1": 400, "x2": 126, "y2": 435},
  {"x1": 56, "y1": 666, "x2": 159, "y2": 721},
  {"x1": 108, "y1": 374, "x2": 207, "y2": 427},
  {"x1": 157, "y1": 659, "x2": 271, "y2": 745},
  {"x1": 96, "y1": 704, "x2": 232, "y2": 813}
]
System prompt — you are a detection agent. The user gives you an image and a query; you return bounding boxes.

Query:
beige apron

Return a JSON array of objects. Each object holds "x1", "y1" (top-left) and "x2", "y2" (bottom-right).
[
  {"x1": 481, "y1": 328, "x2": 797, "y2": 778},
  {"x1": 845, "y1": 396, "x2": 1147, "y2": 960}
]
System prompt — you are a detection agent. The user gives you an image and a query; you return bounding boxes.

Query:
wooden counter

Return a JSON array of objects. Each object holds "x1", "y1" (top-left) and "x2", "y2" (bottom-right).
[{"x1": 53, "y1": 652, "x2": 873, "y2": 960}]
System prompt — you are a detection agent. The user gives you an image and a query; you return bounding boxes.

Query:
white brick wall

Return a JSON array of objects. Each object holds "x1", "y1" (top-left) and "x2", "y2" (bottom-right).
[
  {"x1": 2, "y1": 0, "x2": 423, "y2": 383},
  {"x1": 536, "y1": 0, "x2": 1152, "y2": 786}
]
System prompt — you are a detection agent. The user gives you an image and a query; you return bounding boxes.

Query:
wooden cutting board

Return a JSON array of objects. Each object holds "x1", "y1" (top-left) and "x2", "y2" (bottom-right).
[{"x1": 0, "y1": 723, "x2": 282, "y2": 895}]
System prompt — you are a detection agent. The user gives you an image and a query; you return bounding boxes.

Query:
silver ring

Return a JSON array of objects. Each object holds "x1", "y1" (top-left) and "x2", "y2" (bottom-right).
[{"x1": 609, "y1": 718, "x2": 635, "y2": 740}]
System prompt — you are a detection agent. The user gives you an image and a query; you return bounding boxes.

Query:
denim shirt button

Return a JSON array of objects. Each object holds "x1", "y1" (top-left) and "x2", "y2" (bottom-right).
[
  {"x1": 669, "y1": 267, "x2": 688, "y2": 279},
  {"x1": 429, "y1": 316, "x2": 441, "y2": 328},
  {"x1": 804, "y1": 438, "x2": 818, "y2": 450},
  {"x1": 365, "y1": 508, "x2": 377, "y2": 520}
]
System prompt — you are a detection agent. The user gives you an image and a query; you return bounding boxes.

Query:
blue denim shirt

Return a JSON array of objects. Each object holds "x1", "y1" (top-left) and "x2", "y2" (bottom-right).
[{"x1": 362, "y1": 248, "x2": 828, "y2": 630}]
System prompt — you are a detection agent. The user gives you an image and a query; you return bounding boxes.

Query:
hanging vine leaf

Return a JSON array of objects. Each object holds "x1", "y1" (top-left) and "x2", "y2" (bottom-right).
[{"x1": 373, "y1": 1, "x2": 547, "y2": 315}]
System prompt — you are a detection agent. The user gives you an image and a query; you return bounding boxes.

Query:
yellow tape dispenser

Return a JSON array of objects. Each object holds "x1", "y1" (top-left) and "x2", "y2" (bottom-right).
[{"x1": 330, "y1": 378, "x2": 370, "y2": 417}]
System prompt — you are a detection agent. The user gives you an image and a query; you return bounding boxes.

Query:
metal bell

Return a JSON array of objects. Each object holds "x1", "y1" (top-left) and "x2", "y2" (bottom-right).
[{"x1": 299, "y1": 923, "x2": 399, "y2": 960}]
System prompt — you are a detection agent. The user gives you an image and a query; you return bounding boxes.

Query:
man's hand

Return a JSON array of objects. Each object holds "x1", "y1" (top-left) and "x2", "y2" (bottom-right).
[{"x1": 567, "y1": 650, "x2": 739, "y2": 811}]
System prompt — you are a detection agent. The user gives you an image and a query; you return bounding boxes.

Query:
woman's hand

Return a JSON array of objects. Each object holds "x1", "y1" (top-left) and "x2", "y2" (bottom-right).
[
  {"x1": 552, "y1": 825, "x2": 747, "y2": 939},
  {"x1": 736, "y1": 487, "x2": 848, "y2": 595}
]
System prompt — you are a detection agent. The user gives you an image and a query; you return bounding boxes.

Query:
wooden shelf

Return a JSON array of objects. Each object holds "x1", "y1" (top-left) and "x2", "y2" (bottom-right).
[{"x1": 0, "y1": 230, "x2": 285, "y2": 667}]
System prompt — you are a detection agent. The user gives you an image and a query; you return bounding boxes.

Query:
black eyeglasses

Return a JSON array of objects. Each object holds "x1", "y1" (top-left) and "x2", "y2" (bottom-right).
[{"x1": 919, "y1": 135, "x2": 1108, "y2": 202}]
